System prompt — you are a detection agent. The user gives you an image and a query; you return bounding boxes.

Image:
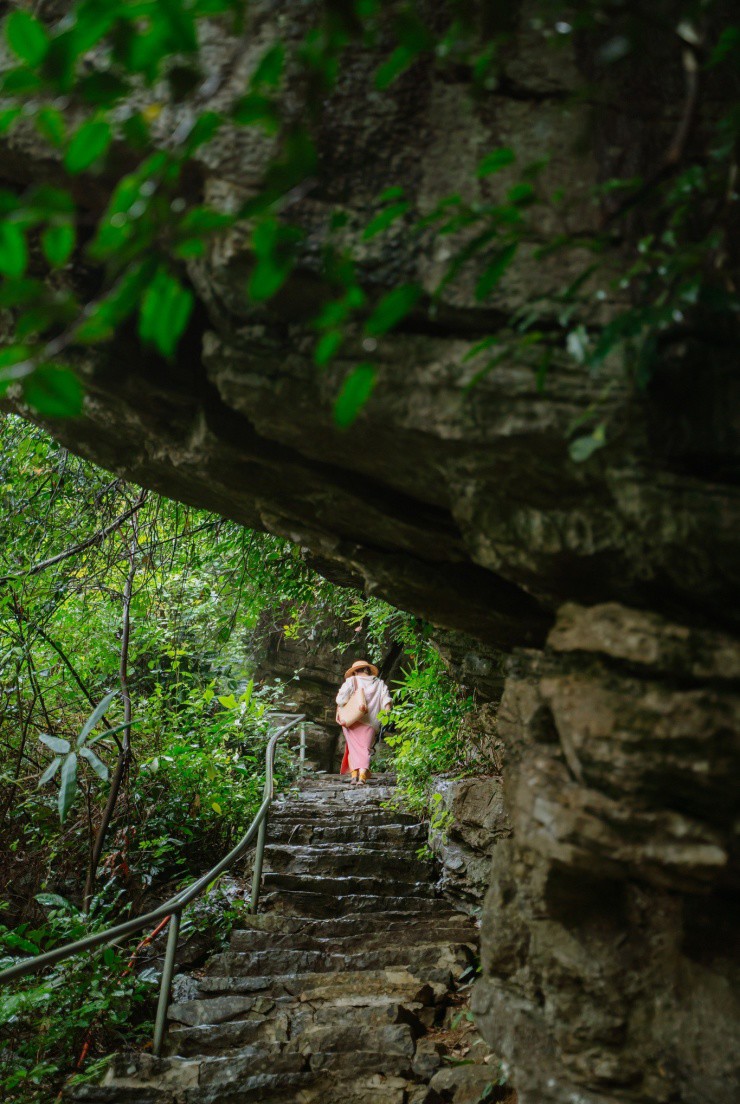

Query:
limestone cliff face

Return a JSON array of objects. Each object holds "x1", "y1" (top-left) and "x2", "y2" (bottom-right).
[{"x1": 2, "y1": 3, "x2": 739, "y2": 1102}]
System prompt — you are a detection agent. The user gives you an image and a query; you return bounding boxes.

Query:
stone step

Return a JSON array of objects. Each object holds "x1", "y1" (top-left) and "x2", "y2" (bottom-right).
[
  {"x1": 259, "y1": 889, "x2": 440, "y2": 917},
  {"x1": 229, "y1": 922, "x2": 477, "y2": 953},
  {"x1": 67, "y1": 1049, "x2": 310, "y2": 1103},
  {"x1": 261, "y1": 843, "x2": 434, "y2": 880},
  {"x1": 265, "y1": 821, "x2": 427, "y2": 846},
  {"x1": 230, "y1": 910, "x2": 468, "y2": 939},
  {"x1": 260, "y1": 872, "x2": 437, "y2": 899},
  {"x1": 192, "y1": 967, "x2": 450, "y2": 1005},
  {"x1": 268, "y1": 808, "x2": 419, "y2": 827},
  {"x1": 66, "y1": 771, "x2": 484, "y2": 1104},
  {"x1": 168, "y1": 1016, "x2": 417, "y2": 1064},
  {"x1": 204, "y1": 941, "x2": 472, "y2": 980}
]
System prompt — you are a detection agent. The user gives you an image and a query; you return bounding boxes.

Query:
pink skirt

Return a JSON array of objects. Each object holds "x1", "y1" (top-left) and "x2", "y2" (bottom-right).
[{"x1": 340, "y1": 723, "x2": 375, "y2": 772}]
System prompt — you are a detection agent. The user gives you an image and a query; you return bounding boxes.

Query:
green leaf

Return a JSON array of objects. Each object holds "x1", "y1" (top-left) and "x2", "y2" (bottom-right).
[
  {"x1": 41, "y1": 223, "x2": 75, "y2": 268},
  {"x1": 0, "y1": 106, "x2": 22, "y2": 135},
  {"x1": 314, "y1": 329, "x2": 343, "y2": 366},
  {"x1": 36, "y1": 107, "x2": 66, "y2": 147},
  {"x1": 80, "y1": 746, "x2": 110, "y2": 782},
  {"x1": 232, "y1": 93, "x2": 280, "y2": 132},
  {"x1": 23, "y1": 365, "x2": 84, "y2": 417},
  {"x1": 179, "y1": 206, "x2": 234, "y2": 234},
  {"x1": 39, "y1": 734, "x2": 71, "y2": 755},
  {"x1": 0, "y1": 222, "x2": 28, "y2": 277},
  {"x1": 363, "y1": 201, "x2": 409, "y2": 240},
  {"x1": 569, "y1": 424, "x2": 606, "y2": 463},
  {"x1": 87, "y1": 720, "x2": 135, "y2": 745},
  {"x1": 475, "y1": 242, "x2": 518, "y2": 299},
  {"x1": 247, "y1": 218, "x2": 302, "y2": 303},
  {"x1": 218, "y1": 694, "x2": 237, "y2": 709},
  {"x1": 79, "y1": 690, "x2": 119, "y2": 742},
  {"x1": 64, "y1": 121, "x2": 112, "y2": 174},
  {"x1": 477, "y1": 148, "x2": 516, "y2": 177},
  {"x1": 58, "y1": 753, "x2": 77, "y2": 824},
  {"x1": 38, "y1": 756, "x2": 62, "y2": 786},
  {"x1": 211, "y1": 801, "x2": 222, "y2": 814},
  {"x1": 375, "y1": 44, "x2": 417, "y2": 90},
  {"x1": 250, "y1": 43, "x2": 284, "y2": 88},
  {"x1": 35, "y1": 892, "x2": 75, "y2": 913},
  {"x1": 183, "y1": 111, "x2": 222, "y2": 153},
  {"x1": 365, "y1": 283, "x2": 421, "y2": 336},
  {"x1": 334, "y1": 363, "x2": 376, "y2": 428},
  {"x1": 138, "y1": 269, "x2": 194, "y2": 357},
  {"x1": 6, "y1": 11, "x2": 49, "y2": 66}
]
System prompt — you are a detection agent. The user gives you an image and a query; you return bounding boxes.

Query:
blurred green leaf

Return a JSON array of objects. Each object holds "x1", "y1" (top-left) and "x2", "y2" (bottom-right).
[
  {"x1": 139, "y1": 268, "x2": 194, "y2": 357},
  {"x1": 475, "y1": 242, "x2": 518, "y2": 299},
  {"x1": 314, "y1": 329, "x2": 343, "y2": 366},
  {"x1": 41, "y1": 223, "x2": 75, "y2": 268},
  {"x1": 64, "y1": 120, "x2": 112, "y2": 174},
  {"x1": 0, "y1": 222, "x2": 28, "y2": 277},
  {"x1": 0, "y1": 106, "x2": 21, "y2": 135},
  {"x1": 363, "y1": 201, "x2": 409, "y2": 240},
  {"x1": 251, "y1": 43, "x2": 284, "y2": 88},
  {"x1": 36, "y1": 107, "x2": 66, "y2": 147},
  {"x1": 232, "y1": 93, "x2": 281, "y2": 132},
  {"x1": 375, "y1": 44, "x2": 417, "y2": 89},
  {"x1": 477, "y1": 148, "x2": 515, "y2": 177},
  {"x1": 569, "y1": 424, "x2": 606, "y2": 462},
  {"x1": 334, "y1": 363, "x2": 376, "y2": 428},
  {"x1": 23, "y1": 365, "x2": 84, "y2": 417},
  {"x1": 6, "y1": 11, "x2": 49, "y2": 66},
  {"x1": 365, "y1": 283, "x2": 421, "y2": 336},
  {"x1": 247, "y1": 217, "x2": 302, "y2": 303}
]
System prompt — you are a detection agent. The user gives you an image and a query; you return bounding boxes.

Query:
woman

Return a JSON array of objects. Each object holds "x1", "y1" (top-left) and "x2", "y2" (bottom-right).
[{"x1": 336, "y1": 659, "x2": 392, "y2": 785}]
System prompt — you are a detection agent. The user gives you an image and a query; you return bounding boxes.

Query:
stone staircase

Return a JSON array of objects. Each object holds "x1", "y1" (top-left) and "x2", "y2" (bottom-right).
[{"x1": 72, "y1": 773, "x2": 506, "y2": 1104}]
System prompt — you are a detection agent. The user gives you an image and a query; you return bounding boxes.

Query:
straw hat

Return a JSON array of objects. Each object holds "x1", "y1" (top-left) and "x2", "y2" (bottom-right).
[{"x1": 344, "y1": 659, "x2": 379, "y2": 679}]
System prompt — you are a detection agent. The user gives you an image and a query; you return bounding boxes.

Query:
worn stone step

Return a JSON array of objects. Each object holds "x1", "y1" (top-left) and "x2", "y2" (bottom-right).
[
  {"x1": 261, "y1": 843, "x2": 434, "y2": 880},
  {"x1": 168, "y1": 1016, "x2": 417, "y2": 1065},
  {"x1": 230, "y1": 910, "x2": 469, "y2": 939},
  {"x1": 66, "y1": 1049, "x2": 310, "y2": 1103},
  {"x1": 260, "y1": 872, "x2": 437, "y2": 899},
  {"x1": 204, "y1": 941, "x2": 471, "y2": 980},
  {"x1": 169, "y1": 990, "x2": 429, "y2": 1034},
  {"x1": 266, "y1": 821, "x2": 427, "y2": 846},
  {"x1": 259, "y1": 887, "x2": 439, "y2": 917},
  {"x1": 193, "y1": 967, "x2": 450, "y2": 1005},
  {"x1": 230, "y1": 922, "x2": 477, "y2": 953},
  {"x1": 268, "y1": 808, "x2": 419, "y2": 827}
]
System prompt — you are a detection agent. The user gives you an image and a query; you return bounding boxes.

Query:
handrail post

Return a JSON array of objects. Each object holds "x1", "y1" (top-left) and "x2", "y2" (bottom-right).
[
  {"x1": 250, "y1": 815, "x2": 267, "y2": 915},
  {"x1": 152, "y1": 910, "x2": 181, "y2": 1057},
  {"x1": 300, "y1": 722, "x2": 306, "y2": 776}
]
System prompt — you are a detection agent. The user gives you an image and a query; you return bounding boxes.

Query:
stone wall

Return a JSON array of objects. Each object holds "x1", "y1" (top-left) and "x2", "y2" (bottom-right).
[{"x1": 472, "y1": 603, "x2": 740, "y2": 1104}]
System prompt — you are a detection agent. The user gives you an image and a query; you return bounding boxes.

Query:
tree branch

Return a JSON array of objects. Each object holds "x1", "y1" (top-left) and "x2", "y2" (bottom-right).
[{"x1": 0, "y1": 496, "x2": 148, "y2": 585}]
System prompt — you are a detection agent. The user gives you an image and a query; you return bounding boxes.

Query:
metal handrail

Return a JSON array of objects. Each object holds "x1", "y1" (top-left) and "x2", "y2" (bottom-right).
[{"x1": 0, "y1": 713, "x2": 306, "y2": 1056}]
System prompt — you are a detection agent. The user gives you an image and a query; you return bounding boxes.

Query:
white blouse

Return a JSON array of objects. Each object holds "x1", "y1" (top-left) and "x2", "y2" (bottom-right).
[{"x1": 336, "y1": 674, "x2": 392, "y2": 731}]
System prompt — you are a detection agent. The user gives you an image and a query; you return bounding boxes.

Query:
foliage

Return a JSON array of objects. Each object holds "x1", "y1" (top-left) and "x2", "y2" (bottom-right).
[
  {"x1": 0, "y1": 1, "x2": 735, "y2": 449},
  {"x1": 0, "y1": 892, "x2": 154, "y2": 1103},
  {"x1": 0, "y1": 414, "x2": 340, "y2": 1098}
]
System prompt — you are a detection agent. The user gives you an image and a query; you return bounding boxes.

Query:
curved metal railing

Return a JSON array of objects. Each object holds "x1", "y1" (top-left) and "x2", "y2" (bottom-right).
[{"x1": 0, "y1": 713, "x2": 306, "y2": 1056}]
